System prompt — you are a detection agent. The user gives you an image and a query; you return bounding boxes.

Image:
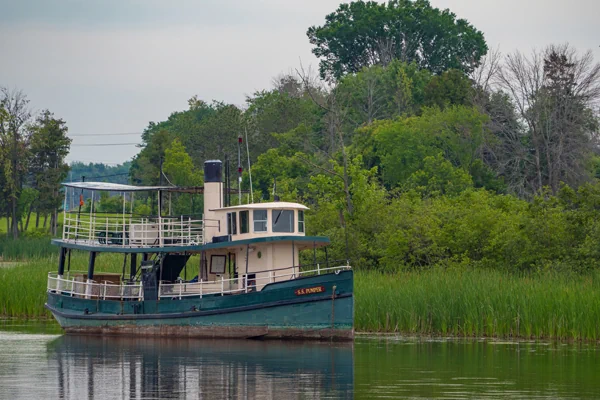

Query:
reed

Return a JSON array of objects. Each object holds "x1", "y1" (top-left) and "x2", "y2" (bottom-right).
[
  {"x1": 0, "y1": 253, "x2": 125, "y2": 318},
  {"x1": 0, "y1": 237, "x2": 58, "y2": 260},
  {"x1": 355, "y1": 268, "x2": 600, "y2": 340},
  {"x1": 4, "y1": 255, "x2": 600, "y2": 341}
]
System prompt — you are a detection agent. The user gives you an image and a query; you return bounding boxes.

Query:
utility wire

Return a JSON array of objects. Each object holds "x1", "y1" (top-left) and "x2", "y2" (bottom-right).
[
  {"x1": 71, "y1": 143, "x2": 141, "y2": 147},
  {"x1": 81, "y1": 172, "x2": 130, "y2": 180},
  {"x1": 68, "y1": 132, "x2": 143, "y2": 137}
]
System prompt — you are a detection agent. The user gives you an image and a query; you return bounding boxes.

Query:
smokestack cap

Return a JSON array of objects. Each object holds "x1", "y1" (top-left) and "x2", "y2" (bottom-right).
[{"x1": 204, "y1": 160, "x2": 222, "y2": 183}]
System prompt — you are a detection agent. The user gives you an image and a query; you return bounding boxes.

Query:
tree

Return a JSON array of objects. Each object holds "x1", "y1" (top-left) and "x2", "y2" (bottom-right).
[
  {"x1": 369, "y1": 106, "x2": 491, "y2": 188},
  {"x1": 0, "y1": 88, "x2": 32, "y2": 238},
  {"x1": 245, "y1": 77, "x2": 323, "y2": 159},
  {"x1": 423, "y1": 69, "x2": 475, "y2": 109},
  {"x1": 404, "y1": 153, "x2": 473, "y2": 197},
  {"x1": 497, "y1": 44, "x2": 600, "y2": 195},
  {"x1": 28, "y1": 110, "x2": 71, "y2": 235},
  {"x1": 336, "y1": 60, "x2": 431, "y2": 126},
  {"x1": 307, "y1": 0, "x2": 488, "y2": 80},
  {"x1": 163, "y1": 138, "x2": 202, "y2": 186}
]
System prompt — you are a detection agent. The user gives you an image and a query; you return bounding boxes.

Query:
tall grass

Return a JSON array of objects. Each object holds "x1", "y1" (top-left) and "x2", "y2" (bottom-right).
[
  {"x1": 356, "y1": 268, "x2": 600, "y2": 340},
  {"x1": 4, "y1": 255, "x2": 600, "y2": 341},
  {"x1": 0, "y1": 253, "x2": 125, "y2": 318},
  {"x1": 0, "y1": 237, "x2": 58, "y2": 260}
]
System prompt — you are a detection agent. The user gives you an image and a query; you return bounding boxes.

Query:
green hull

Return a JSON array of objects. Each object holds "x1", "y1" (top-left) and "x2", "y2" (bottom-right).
[{"x1": 46, "y1": 270, "x2": 354, "y2": 340}]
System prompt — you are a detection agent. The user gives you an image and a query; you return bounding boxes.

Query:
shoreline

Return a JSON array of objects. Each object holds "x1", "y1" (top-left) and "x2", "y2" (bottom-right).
[{"x1": 2, "y1": 318, "x2": 599, "y2": 343}]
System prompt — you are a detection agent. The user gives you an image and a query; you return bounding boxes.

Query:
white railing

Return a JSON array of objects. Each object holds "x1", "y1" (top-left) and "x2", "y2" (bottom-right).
[
  {"x1": 47, "y1": 272, "x2": 143, "y2": 301},
  {"x1": 62, "y1": 213, "x2": 203, "y2": 248},
  {"x1": 158, "y1": 264, "x2": 352, "y2": 299}
]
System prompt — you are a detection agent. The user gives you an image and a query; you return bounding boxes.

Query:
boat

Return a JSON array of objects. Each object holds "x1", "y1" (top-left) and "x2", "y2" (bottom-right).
[{"x1": 45, "y1": 160, "x2": 354, "y2": 340}]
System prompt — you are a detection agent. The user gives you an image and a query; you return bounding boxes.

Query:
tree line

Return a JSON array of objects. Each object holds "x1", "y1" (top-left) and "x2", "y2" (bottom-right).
[{"x1": 131, "y1": 0, "x2": 600, "y2": 272}]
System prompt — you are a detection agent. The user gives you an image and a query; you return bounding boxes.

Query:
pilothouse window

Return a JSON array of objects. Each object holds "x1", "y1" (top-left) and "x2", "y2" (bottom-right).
[
  {"x1": 253, "y1": 210, "x2": 267, "y2": 232},
  {"x1": 298, "y1": 210, "x2": 305, "y2": 233},
  {"x1": 227, "y1": 212, "x2": 237, "y2": 235},
  {"x1": 272, "y1": 210, "x2": 294, "y2": 233},
  {"x1": 240, "y1": 210, "x2": 249, "y2": 234}
]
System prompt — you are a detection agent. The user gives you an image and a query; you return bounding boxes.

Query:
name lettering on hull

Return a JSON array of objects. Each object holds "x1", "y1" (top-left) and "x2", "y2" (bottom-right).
[{"x1": 295, "y1": 286, "x2": 326, "y2": 296}]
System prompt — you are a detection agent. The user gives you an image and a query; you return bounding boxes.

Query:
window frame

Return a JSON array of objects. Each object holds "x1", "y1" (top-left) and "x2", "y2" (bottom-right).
[
  {"x1": 272, "y1": 209, "x2": 294, "y2": 233},
  {"x1": 253, "y1": 209, "x2": 268, "y2": 233},
  {"x1": 227, "y1": 212, "x2": 237, "y2": 235},
  {"x1": 239, "y1": 210, "x2": 249, "y2": 234},
  {"x1": 298, "y1": 210, "x2": 305, "y2": 233}
]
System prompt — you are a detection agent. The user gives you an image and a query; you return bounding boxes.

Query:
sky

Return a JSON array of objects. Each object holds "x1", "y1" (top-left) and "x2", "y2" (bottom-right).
[{"x1": 1, "y1": 0, "x2": 599, "y2": 165}]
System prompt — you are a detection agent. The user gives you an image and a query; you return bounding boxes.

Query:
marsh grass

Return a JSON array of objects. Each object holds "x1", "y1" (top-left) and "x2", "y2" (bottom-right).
[
  {"x1": 0, "y1": 237, "x2": 57, "y2": 260},
  {"x1": 356, "y1": 269, "x2": 600, "y2": 340},
  {"x1": 0, "y1": 252, "x2": 125, "y2": 318},
  {"x1": 3, "y1": 253, "x2": 600, "y2": 341}
]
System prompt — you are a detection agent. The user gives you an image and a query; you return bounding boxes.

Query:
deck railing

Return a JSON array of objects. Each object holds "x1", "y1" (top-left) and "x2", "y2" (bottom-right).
[
  {"x1": 158, "y1": 264, "x2": 352, "y2": 299},
  {"x1": 62, "y1": 213, "x2": 203, "y2": 248},
  {"x1": 47, "y1": 272, "x2": 143, "y2": 301},
  {"x1": 47, "y1": 264, "x2": 351, "y2": 301}
]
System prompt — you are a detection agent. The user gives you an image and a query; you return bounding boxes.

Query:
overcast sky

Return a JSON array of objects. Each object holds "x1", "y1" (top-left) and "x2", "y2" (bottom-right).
[{"x1": 1, "y1": 0, "x2": 598, "y2": 165}]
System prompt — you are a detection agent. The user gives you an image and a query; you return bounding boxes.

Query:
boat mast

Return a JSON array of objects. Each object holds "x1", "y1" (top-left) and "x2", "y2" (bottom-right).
[{"x1": 237, "y1": 135, "x2": 242, "y2": 205}]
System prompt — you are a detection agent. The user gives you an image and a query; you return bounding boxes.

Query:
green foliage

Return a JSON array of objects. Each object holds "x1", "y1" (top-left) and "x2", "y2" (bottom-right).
[
  {"x1": 404, "y1": 153, "x2": 473, "y2": 197},
  {"x1": 366, "y1": 106, "x2": 493, "y2": 190},
  {"x1": 305, "y1": 156, "x2": 388, "y2": 268},
  {"x1": 163, "y1": 138, "x2": 202, "y2": 186},
  {"x1": 70, "y1": 161, "x2": 131, "y2": 184},
  {"x1": 0, "y1": 237, "x2": 57, "y2": 260},
  {"x1": 307, "y1": 0, "x2": 488, "y2": 80},
  {"x1": 249, "y1": 148, "x2": 312, "y2": 201},
  {"x1": 96, "y1": 192, "x2": 126, "y2": 214},
  {"x1": 134, "y1": 203, "x2": 152, "y2": 216},
  {"x1": 246, "y1": 82, "x2": 324, "y2": 157},
  {"x1": 356, "y1": 268, "x2": 600, "y2": 339},
  {"x1": 423, "y1": 69, "x2": 474, "y2": 109}
]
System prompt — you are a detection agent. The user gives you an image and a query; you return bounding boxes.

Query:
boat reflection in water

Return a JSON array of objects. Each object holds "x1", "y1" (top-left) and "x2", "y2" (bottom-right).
[{"x1": 47, "y1": 336, "x2": 354, "y2": 399}]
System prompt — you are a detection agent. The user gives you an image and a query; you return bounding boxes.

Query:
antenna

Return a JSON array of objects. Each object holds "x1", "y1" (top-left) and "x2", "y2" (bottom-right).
[
  {"x1": 225, "y1": 155, "x2": 230, "y2": 207},
  {"x1": 244, "y1": 127, "x2": 254, "y2": 204},
  {"x1": 237, "y1": 135, "x2": 242, "y2": 205}
]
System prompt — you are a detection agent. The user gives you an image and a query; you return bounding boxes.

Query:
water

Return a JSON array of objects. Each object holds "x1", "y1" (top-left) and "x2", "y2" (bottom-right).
[{"x1": 0, "y1": 323, "x2": 599, "y2": 399}]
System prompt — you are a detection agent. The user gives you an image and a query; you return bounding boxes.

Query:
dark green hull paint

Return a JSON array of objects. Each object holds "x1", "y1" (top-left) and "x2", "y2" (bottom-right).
[{"x1": 46, "y1": 270, "x2": 354, "y2": 340}]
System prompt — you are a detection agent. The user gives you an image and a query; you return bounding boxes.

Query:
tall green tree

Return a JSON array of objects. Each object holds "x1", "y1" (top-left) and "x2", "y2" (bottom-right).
[
  {"x1": 0, "y1": 88, "x2": 32, "y2": 238},
  {"x1": 423, "y1": 69, "x2": 475, "y2": 109},
  {"x1": 28, "y1": 110, "x2": 71, "y2": 234},
  {"x1": 163, "y1": 138, "x2": 202, "y2": 186},
  {"x1": 307, "y1": 0, "x2": 488, "y2": 80},
  {"x1": 362, "y1": 106, "x2": 495, "y2": 190}
]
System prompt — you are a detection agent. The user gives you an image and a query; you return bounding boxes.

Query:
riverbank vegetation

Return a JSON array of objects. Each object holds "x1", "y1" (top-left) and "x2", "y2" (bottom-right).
[
  {"x1": 3, "y1": 256, "x2": 600, "y2": 341},
  {"x1": 356, "y1": 269, "x2": 600, "y2": 340}
]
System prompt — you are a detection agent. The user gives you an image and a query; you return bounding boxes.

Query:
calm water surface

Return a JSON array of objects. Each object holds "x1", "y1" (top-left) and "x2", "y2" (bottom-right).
[{"x1": 0, "y1": 322, "x2": 599, "y2": 399}]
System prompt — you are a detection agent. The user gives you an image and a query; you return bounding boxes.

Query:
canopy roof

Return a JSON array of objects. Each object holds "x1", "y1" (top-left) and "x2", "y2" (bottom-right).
[
  {"x1": 63, "y1": 182, "x2": 215, "y2": 194},
  {"x1": 63, "y1": 182, "x2": 172, "y2": 192},
  {"x1": 63, "y1": 182, "x2": 246, "y2": 194},
  {"x1": 210, "y1": 202, "x2": 309, "y2": 211}
]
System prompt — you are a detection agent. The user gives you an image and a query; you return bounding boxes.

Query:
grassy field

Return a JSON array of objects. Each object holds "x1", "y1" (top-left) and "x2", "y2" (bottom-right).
[
  {"x1": 0, "y1": 213, "x2": 64, "y2": 234},
  {"x1": 3, "y1": 253, "x2": 600, "y2": 340}
]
